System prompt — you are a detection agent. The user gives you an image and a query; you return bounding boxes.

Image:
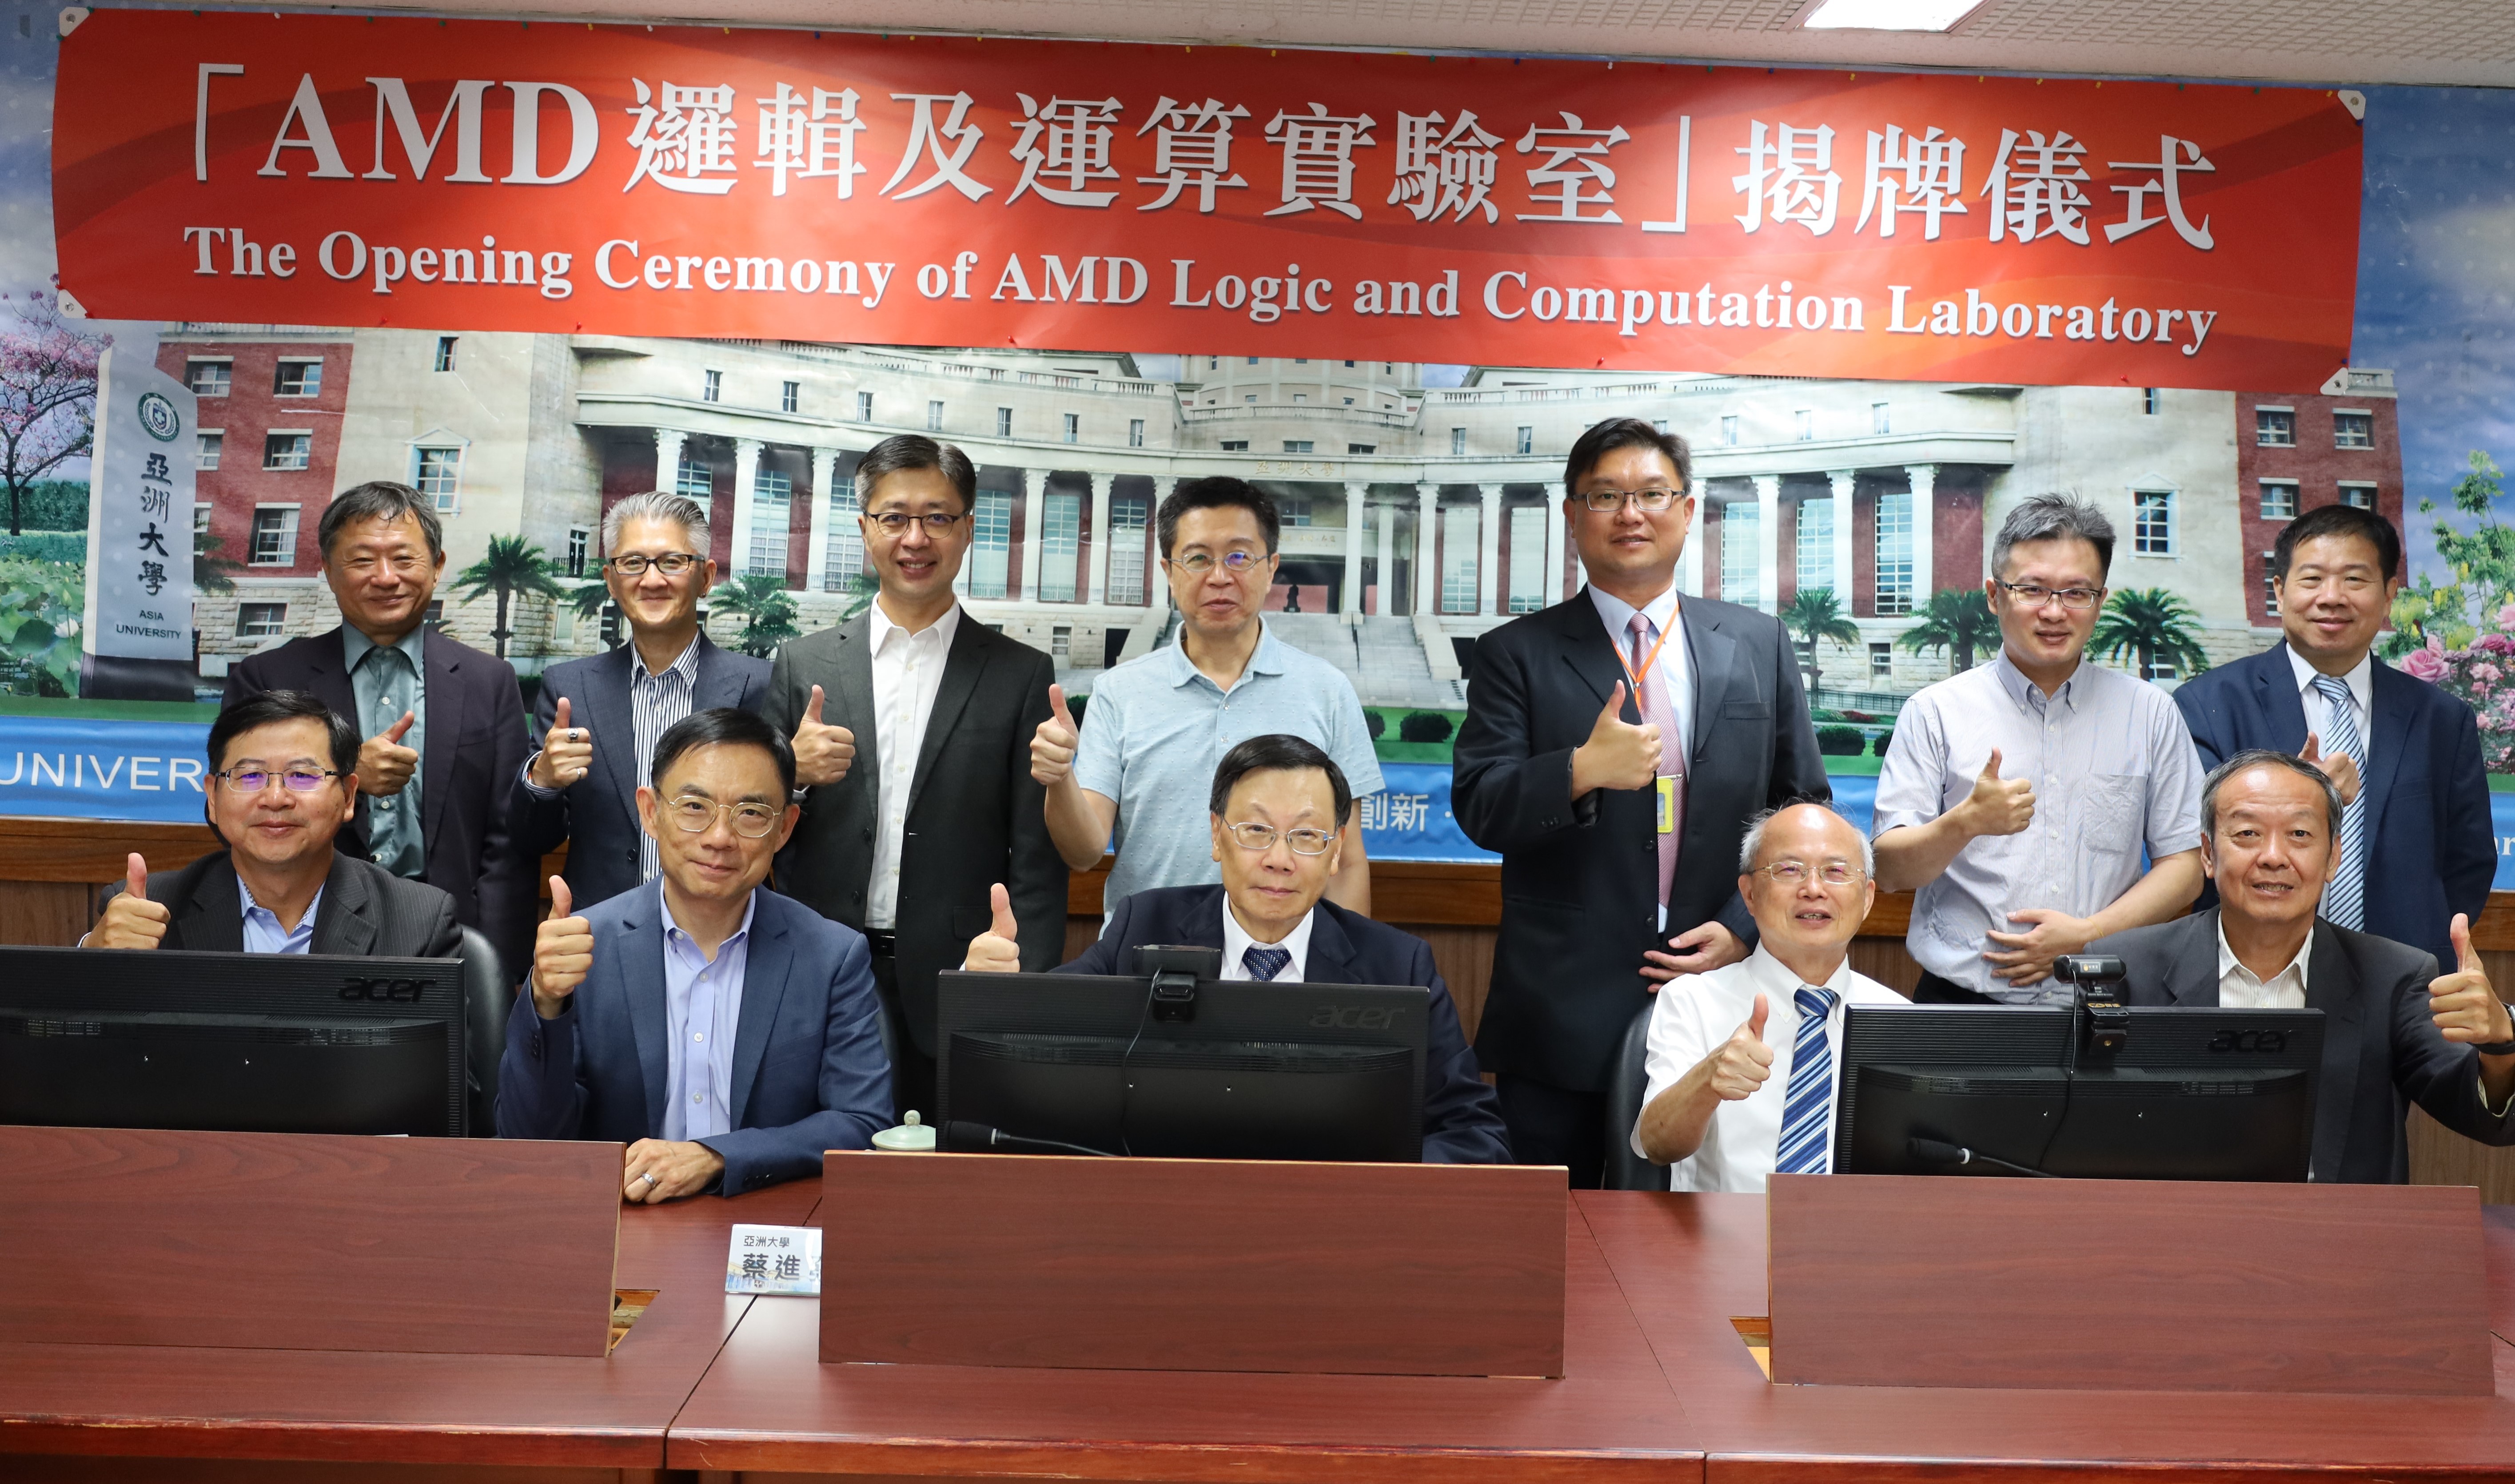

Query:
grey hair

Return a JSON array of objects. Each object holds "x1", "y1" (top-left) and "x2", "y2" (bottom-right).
[
  {"x1": 1993, "y1": 493, "x2": 2116, "y2": 581},
  {"x1": 854, "y1": 433, "x2": 976, "y2": 510},
  {"x1": 1736, "y1": 801, "x2": 1875, "y2": 877},
  {"x1": 2200, "y1": 748, "x2": 2344, "y2": 839},
  {"x1": 318, "y1": 481, "x2": 443, "y2": 561},
  {"x1": 602, "y1": 489, "x2": 710, "y2": 557}
]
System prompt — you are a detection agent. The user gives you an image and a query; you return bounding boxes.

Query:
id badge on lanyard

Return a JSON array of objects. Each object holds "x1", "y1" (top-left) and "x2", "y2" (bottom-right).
[
  {"x1": 1619, "y1": 615, "x2": 1682, "y2": 838},
  {"x1": 1656, "y1": 776, "x2": 1676, "y2": 835}
]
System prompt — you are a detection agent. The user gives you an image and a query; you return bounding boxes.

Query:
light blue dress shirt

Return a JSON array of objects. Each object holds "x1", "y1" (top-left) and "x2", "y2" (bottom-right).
[
  {"x1": 344, "y1": 625, "x2": 427, "y2": 879},
  {"x1": 239, "y1": 876, "x2": 323, "y2": 955},
  {"x1": 658, "y1": 880, "x2": 753, "y2": 1143}
]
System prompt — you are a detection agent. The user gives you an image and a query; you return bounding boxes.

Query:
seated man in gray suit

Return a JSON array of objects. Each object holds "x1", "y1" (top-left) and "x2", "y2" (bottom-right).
[
  {"x1": 2092, "y1": 748, "x2": 2515, "y2": 1182},
  {"x1": 83, "y1": 689, "x2": 460, "y2": 958},
  {"x1": 498, "y1": 707, "x2": 893, "y2": 1202}
]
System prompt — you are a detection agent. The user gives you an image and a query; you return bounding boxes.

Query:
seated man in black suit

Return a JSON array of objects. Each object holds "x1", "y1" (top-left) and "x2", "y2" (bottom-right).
[
  {"x1": 2092, "y1": 748, "x2": 2515, "y2": 1182},
  {"x1": 961, "y1": 734, "x2": 1511, "y2": 1164},
  {"x1": 82, "y1": 689, "x2": 460, "y2": 958}
]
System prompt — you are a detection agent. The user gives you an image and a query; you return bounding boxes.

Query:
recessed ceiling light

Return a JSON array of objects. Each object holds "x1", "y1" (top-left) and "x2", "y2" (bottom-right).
[{"x1": 1802, "y1": 0, "x2": 1988, "y2": 31}]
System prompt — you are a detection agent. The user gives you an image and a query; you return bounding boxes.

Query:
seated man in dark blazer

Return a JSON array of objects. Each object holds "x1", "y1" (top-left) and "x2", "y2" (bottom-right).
[
  {"x1": 2092, "y1": 748, "x2": 2515, "y2": 1183},
  {"x1": 961, "y1": 734, "x2": 1511, "y2": 1164},
  {"x1": 498, "y1": 708, "x2": 892, "y2": 1201},
  {"x1": 83, "y1": 689, "x2": 460, "y2": 959}
]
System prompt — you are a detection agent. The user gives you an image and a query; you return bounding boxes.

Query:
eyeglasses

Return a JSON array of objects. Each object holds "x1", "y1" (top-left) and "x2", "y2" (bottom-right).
[
  {"x1": 605, "y1": 552, "x2": 701, "y2": 577},
  {"x1": 1994, "y1": 579, "x2": 2105, "y2": 612},
  {"x1": 215, "y1": 767, "x2": 341, "y2": 794},
  {"x1": 1169, "y1": 549, "x2": 1269, "y2": 576},
  {"x1": 866, "y1": 511, "x2": 967, "y2": 535},
  {"x1": 665, "y1": 795, "x2": 782, "y2": 839},
  {"x1": 1224, "y1": 821, "x2": 1338, "y2": 855},
  {"x1": 1752, "y1": 859, "x2": 1866, "y2": 887},
  {"x1": 1579, "y1": 487, "x2": 1684, "y2": 513}
]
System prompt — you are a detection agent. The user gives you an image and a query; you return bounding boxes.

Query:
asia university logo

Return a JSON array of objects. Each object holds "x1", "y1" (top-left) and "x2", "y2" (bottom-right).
[{"x1": 136, "y1": 391, "x2": 180, "y2": 442}]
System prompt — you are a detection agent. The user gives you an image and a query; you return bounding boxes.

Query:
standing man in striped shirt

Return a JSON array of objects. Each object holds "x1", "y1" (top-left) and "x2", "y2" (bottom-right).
[{"x1": 511, "y1": 491, "x2": 771, "y2": 923}]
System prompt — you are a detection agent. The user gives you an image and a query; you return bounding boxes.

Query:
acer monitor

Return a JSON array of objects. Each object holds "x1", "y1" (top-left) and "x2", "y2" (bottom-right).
[
  {"x1": 933, "y1": 955, "x2": 1430, "y2": 1162},
  {"x1": 1833, "y1": 1003, "x2": 2324, "y2": 1182},
  {"x1": 0, "y1": 946, "x2": 468, "y2": 1138}
]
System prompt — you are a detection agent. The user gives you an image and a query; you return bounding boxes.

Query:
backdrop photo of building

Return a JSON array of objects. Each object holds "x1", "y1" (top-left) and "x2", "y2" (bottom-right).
[{"x1": 159, "y1": 328, "x2": 2403, "y2": 710}]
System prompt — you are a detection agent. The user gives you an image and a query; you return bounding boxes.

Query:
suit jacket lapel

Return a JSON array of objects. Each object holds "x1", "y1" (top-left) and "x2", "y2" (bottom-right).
[
  {"x1": 2303, "y1": 922, "x2": 2366, "y2": 1182},
  {"x1": 421, "y1": 633, "x2": 465, "y2": 854},
  {"x1": 1683, "y1": 607, "x2": 1738, "y2": 766},
  {"x1": 2162, "y1": 911, "x2": 2223, "y2": 1005},
  {"x1": 727, "y1": 904, "x2": 797, "y2": 1126},
  {"x1": 829, "y1": 613, "x2": 881, "y2": 812},
  {"x1": 905, "y1": 618, "x2": 987, "y2": 819},
  {"x1": 2251, "y1": 643, "x2": 2313, "y2": 748},
  {"x1": 582, "y1": 644, "x2": 639, "y2": 830},
  {"x1": 2362, "y1": 661, "x2": 2417, "y2": 839},
  {"x1": 615, "y1": 894, "x2": 672, "y2": 1135},
  {"x1": 1555, "y1": 588, "x2": 1626, "y2": 716},
  {"x1": 1302, "y1": 907, "x2": 1361, "y2": 986},
  {"x1": 309, "y1": 854, "x2": 380, "y2": 956},
  {"x1": 175, "y1": 856, "x2": 246, "y2": 953},
  {"x1": 304, "y1": 633, "x2": 360, "y2": 727},
  {"x1": 689, "y1": 634, "x2": 750, "y2": 711}
]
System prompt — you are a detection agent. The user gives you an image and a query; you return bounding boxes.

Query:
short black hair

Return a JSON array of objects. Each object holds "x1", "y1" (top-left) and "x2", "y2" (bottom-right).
[
  {"x1": 319, "y1": 480, "x2": 445, "y2": 561},
  {"x1": 208, "y1": 690, "x2": 359, "y2": 778},
  {"x1": 854, "y1": 433, "x2": 977, "y2": 513},
  {"x1": 651, "y1": 707, "x2": 797, "y2": 796},
  {"x1": 1564, "y1": 417, "x2": 1691, "y2": 496},
  {"x1": 2272, "y1": 503, "x2": 2401, "y2": 584},
  {"x1": 1208, "y1": 733, "x2": 1353, "y2": 827},
  {"x1": 1158, "y1": 476, "x2": 1280, "y2": 558}
]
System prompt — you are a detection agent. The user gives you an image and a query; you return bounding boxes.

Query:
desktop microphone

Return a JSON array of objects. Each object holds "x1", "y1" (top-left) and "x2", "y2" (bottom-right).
[
  {"x1": 1907, "y1": 1136, "x2": 2056, "y2": 1178},
  {"x1": 945, "y1": 1121, "x2": 1117, "y2": 1158}
]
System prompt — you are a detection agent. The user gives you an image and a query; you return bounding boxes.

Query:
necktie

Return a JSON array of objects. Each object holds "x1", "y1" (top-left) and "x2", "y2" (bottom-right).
[
  {"x1": 1243, "y1": 944, "x2": 1293, "y2": 982},
  {"x1": 360, "y1": 644, "x2": 423, "y2": 878},
  {"x1": 1627, "y1": 612, "x2": 1685, "y2": 913},
  {"x1": 1774, "y1": 986, "x2": 1841, "y2": 1176},
  {"x1": 2310, "y1": 675, "x2": 2366, "y2": 931}
]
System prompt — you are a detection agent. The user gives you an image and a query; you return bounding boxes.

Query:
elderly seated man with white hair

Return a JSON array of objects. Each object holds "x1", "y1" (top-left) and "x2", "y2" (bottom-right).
[{"x1": 1631, "y1": 800, "x2": 1905, "y2": 1190}]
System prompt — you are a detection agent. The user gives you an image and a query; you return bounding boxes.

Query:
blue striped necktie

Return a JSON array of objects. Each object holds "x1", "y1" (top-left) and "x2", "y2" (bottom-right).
[
  {"x1": 1774, "y1": 985, "x2": 1841, "y2": 1176},
  {"x1": 1243, "y1": 945, "x2": 1292, "y2": 982},
  {"x1": 2311, "y1": 674, "x2": 2366, "y2": 931}
]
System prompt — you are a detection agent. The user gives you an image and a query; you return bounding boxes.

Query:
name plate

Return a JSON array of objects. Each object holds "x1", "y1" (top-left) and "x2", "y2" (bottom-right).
[{"x1": 725, "y1": 1223, "x2": 822, "y2": 1296}]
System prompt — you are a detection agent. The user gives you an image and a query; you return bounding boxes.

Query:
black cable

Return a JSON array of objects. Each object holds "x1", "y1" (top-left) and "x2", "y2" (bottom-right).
[
  {"x1": 1112, "y1": 974, "x2": 1157, "y2": 1158},
  {"x1": 2028, "y1": 993, "x2": 2086, "y2": 1176}
]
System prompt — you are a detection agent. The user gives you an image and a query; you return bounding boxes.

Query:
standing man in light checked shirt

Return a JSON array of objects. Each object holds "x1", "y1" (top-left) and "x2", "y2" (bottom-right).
[
  {"x1": 1030, "y1": 476, "x2": 1383, "y2": 918},
  {"x1": 512, "y1": 491, "x2": 769, "y2": 924},
  {"x1": 1873, "y1": 494, "x2": 2205, "y2": 1004}
]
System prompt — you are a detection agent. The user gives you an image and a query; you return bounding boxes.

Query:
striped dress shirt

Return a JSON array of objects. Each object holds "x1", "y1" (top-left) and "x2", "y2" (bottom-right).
[{"x1": 627, "y1": 637, "x2": 703, "y2": 885}]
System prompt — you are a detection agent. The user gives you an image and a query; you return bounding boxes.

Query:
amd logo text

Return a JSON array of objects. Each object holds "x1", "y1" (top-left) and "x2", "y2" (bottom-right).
[
  {"x1": 1310, "y1": 1006, "x2": 1397, "y2": 1030},
  {"x1": 2205, "y1": 1028, "x2": 2288, "y2": 1053},
  {"x1": 339, "y1": 978, "x2": 429, "y2": 1003}
]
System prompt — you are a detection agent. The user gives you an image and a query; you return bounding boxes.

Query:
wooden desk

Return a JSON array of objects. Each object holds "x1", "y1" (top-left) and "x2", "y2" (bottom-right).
[
  {"x1": 0, "y1": 1180, "x2": 818, "y2": 1480},
  {"x1": 667, "y1": 1202, "x2": 1700, "y2": 1484}
]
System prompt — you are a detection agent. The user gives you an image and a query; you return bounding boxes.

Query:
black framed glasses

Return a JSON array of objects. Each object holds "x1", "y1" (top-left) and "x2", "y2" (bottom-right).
[
  {"x1": 1994, "y1": 579, "x2": 2104, "y2": 612},
  {"x1": 605, "y1": 552, "x2": 702, "y2": 577},
  {"x1": 1579, "y1": 487, "x2": 1684, "y2": 513},
  {"x1": 666, "y1": 795, "x2": 782, "y2": 839},
  {"x1": 1224, "y1": 821, "x2": 1337, "y2": 855},
  {"x1": 215, "y1": 767, "x2": 341, "y2": 794},
  {"x1": 866, "y1": 511, "x2": 967, "y2": 535}
]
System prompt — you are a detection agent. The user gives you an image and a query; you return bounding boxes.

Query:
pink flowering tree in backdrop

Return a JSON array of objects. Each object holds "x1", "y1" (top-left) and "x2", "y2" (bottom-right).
[{"x1": 0, "y1": 287, "x2": 106, "y2": 537}]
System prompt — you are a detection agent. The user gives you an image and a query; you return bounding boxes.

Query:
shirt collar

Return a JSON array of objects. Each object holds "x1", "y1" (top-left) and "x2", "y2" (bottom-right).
[
  {"x1": 2286, "y1": 644, "x2": 2374, "y2": 718},
  {"x1": 239, "y1": 874, "x2": 323, "y2": 935},
  {"x1": 636, "y1": 633, "x2": 703, "y2": 685},
  {"x1": 1992, "y1": 648, "x2": 2080, "y2": 712},
  {"x1": 658, "y1": 878, "x2": 759, "y2": 961},
  {"x1": 1740, "y1": 942, "x2": 1856, "y2": 1004},
  {"x1": 1588, "y1": 582, "x2": 1682, "y2": 641},
  {"x1": 2214, "y1": 916, "x2": 2314, "y2": 995},
  {"x1": 869, "y1": 597, "x2": 963, "y2": 658},
  {"x1": 1221, "y1": 896, "x2": 1317, "y2": 979},
  {"x1": 343, "y1": 622, "x2": 426, "y2": 673},
  {"x1": 1166, "y1": 618, "x2": 1284, "y2": 689}
]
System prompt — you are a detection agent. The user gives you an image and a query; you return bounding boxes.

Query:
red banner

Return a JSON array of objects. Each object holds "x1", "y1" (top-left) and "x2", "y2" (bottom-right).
[{"x1": 54, "y1": 10, "x2": 2361, "y2": 390}]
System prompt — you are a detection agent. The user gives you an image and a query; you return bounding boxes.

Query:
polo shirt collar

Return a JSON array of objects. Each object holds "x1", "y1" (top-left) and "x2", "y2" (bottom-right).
[{"x1": 1165, "y1": 618, "x2": 1284, "y2": 691}]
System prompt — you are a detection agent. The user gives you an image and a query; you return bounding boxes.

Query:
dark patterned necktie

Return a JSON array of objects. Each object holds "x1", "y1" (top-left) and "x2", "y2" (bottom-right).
[{"x1": 1243, "y1": 944, "x2": 1292, "y2": 982}]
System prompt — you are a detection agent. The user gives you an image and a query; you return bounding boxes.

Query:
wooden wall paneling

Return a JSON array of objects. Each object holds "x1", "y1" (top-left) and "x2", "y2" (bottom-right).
[{"x1": 0, "y1": 879, "x2": 93, "y2": 946}]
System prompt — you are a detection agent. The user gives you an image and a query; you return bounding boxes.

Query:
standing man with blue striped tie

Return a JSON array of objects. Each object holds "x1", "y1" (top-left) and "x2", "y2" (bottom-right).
[{"x1": 1629, "y1": 802, "x2": 1905, "y2": 1190}]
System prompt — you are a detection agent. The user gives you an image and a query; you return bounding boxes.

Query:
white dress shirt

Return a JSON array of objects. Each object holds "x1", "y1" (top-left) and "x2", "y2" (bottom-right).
[
  {"x1": 1586, "y1": 583, "x2": 1694, "y2": 760},
  {"x1": 2216, "y1": 919, "x2": 2312, "y2": 1010},
  {"x1": 865, "y1": 601, "x2": 962, "y2": 930},
  {"x1": 2289, "y1": 647, "x2": 2374, "y2": 769},
  {"x1": 1631, "y1": 945, "x2": 1907, "y2": 1192},
  {"x1": 1220, "y1": 900, "x2": 1317, "y2": 982}
]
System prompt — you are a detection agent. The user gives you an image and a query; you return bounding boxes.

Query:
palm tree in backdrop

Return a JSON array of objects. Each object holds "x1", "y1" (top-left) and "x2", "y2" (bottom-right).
[
  {"x1": 1899, "y1": 586, "x2": 2001, "y2": 675},
  {"x1": 709, "y1": 571, "x2": 804, "y2": 657},
  {"x1": 2092, "y1": 587, "x2": 2212, "y2": 682},
  {"x1": 1780, "y1": 586, "x2": 1862, "y2": 692},
  {"x1": 451, "y1": 534, "x2": 566, "y2": 659}
]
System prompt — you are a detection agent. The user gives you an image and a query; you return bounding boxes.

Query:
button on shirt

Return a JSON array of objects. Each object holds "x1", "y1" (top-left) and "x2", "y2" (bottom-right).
[
  {"x1": 239, "y1": 877, "x2": 323, "y2": 955},
  {"x1": 1073, "y1": 620, "x2": 1384, "y2": 911},
  {"x1": 2291, "y1": 647, "x2": 2374, "y2": 769},
  {"x1": 2216, "y1": 919, "x2": 2311, "y2": 1010},
  {"x1": 1220, "y1": 902, "x2": 1317, "y2": 983},
  {"x1": 865, "y1": 602, "x2": 961, "y2": 931},
  {"x1": 344, "y1": 625, "x2": 426, "y2": 878},
  {"x1": 1874, "y1": 653, "x2": 2204, "y2": 1006},
  {"x1": 660, "y1": 882, "x2": 753, "y2": 1144},
  {"x1": 1631, "y1": 946, "x2": 1906, "y2": 1192}
]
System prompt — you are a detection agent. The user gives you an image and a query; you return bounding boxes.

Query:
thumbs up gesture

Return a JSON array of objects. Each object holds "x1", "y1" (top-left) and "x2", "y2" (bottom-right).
[
  {"x1": 1956, "y1": 748, "x2": 2036, "y2": 838},
  {"x1": 84, "y1": 853, "x2": 171, "y2": 950},
  {"x1": 1570, "y1": 680, "x2": 1664, "y2": 798},
  {"x1": 359, "y1": 710, "x2": 419, "y2": 797},
  {"x1": 1705, "y1": 992, "x2": 1777, "y2": 1101},
  {"x1": 961, "y1": 882, "x2": 1024, "y2": 974},
  {"x1": 790, "y1": 684, "x2": 857, "y2": 788},
  {"x1": 1030, "y1": 684, "x2": 1082, "y2": 788},
  {"x1": 2428, "y1": 913, "x2": 2515, "y2": 1050},
  {"x1": 530, "y1": 696, "x2": 594, "y2": 790},
  {"x1": 2301, "y1": 732, "x2": 2363, "y2": 807},
  {"x1": 530, "y1": 877, "x2": 596, "y2": 1019}
]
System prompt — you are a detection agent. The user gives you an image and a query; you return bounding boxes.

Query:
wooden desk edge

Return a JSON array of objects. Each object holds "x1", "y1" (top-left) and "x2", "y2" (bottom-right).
[
  {"x1": 0, "y1": 1415, "x2": 665, "y2": 1469},
  {"x1": 665, "y1": 1433, "x2": 1705, "y2": 1484}
]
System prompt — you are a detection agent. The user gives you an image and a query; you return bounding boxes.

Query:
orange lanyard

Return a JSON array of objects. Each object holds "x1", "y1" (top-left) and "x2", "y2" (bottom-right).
[{"x1": 1616, "y1": 614, "x2": 1675, "y2": 704}]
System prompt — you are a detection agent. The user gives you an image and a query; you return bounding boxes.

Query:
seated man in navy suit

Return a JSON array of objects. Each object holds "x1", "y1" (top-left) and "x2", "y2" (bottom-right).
[
  {"x1": 962, "y1": 734, "x2": 1511, "y2": 1164},
  {"x1": 498, "y1": 707, "x2": 892, "y2": 1200}
]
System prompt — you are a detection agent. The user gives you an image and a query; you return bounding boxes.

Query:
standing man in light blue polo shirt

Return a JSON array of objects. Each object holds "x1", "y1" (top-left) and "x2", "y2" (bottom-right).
[{"x1": 1031, "y1": 477, "x2": 1383, "y2": 915}]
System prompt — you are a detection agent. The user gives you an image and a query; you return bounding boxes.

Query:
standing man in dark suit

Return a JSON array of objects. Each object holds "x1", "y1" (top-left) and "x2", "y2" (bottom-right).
[
  {"x1": 962, "y1": 735, "x2": 1510, "y2": 1164},
  {"x1": 2173, "y1": 503, "x2": 2493, "y2": 977},
  {"x1": 1453, "y1": 417, "x2": 1828, "y2": 1186},
  {"x1": 510, "y1": 491, "x2": 769, "y2": 915},
  {"x1": 761, "y1": 434, "x2": 1063, "y2": 1120},
  {"x1": 223, "y1": 481, "x2": 531, "y2": 978},
  {"x1": 2093, "y1": 749, "x2": 2515, "y2": 1182},
  {"x1": 83, "y1": 689, "x2": 461, "y2": 959}
]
